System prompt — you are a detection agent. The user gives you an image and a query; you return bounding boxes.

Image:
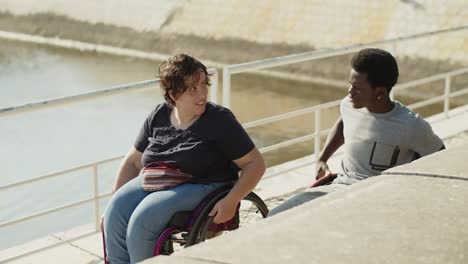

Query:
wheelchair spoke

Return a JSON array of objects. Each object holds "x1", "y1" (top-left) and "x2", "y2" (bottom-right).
[
  {"x1": 239, "y1": 200, "x2": 265, "y2": 226},
  {"x1": 171, "y1": 190, "x2": 269, "y2": 253}
]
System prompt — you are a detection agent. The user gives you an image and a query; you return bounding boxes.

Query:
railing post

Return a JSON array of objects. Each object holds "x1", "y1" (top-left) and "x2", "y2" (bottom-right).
[
  {"x1": 314, "y1": 110, "x2": 321, "y2": 160},
  {"x1": 93, "y1": 165, "x2": 100, "y2": 232},
  {"x1": 210, "y1": 69, "x2": 218, "y2": 104},
  {"x1": 222, "y1": 68, "x2": 231, "y2": 108},
  {"x1": 444, "y1": 75, "x2": 451, "y2": 118}
]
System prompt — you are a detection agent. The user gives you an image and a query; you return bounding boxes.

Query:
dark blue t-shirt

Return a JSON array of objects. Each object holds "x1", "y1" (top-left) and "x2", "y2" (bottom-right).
[{"x1": 134, "y1": 103, "x2": 255, "y2": 183}]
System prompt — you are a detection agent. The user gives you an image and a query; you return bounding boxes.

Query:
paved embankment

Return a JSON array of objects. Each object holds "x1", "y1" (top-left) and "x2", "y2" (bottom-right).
[{"x1": 144, "y1": 141, "x2": 468, "y2": 264}]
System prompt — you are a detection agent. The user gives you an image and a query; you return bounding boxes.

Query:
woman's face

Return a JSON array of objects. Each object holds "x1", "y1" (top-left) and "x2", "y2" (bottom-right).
[{"x1": 173, "y1": 69, "x2": 209, "y2": 116}]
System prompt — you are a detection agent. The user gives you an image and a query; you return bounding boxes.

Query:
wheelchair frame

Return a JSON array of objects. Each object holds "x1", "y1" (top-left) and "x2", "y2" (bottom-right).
[
  {"x1": 155, "y1": 184, "x2": 269, "y2": 255},
  {"x1": 102, "y1": 184, "x2": 269, "y2": 262}
]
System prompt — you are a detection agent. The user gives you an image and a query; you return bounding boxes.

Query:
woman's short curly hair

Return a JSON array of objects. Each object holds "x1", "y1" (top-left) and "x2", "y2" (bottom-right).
[{"x1": 158, "y1": 54, "x2": 210, "y2": 106}]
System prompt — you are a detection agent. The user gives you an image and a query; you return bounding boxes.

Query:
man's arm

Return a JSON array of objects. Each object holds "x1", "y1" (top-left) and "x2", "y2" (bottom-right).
[
  {"x1": 315, "y1": 117, "x2": 344, "y2": 179},
  {"x1": 412, "y1": 144, "x2": 445, "y2": 161},
  {"x1": 408, "y1": 117, "x2": 445, "y2": 160}
]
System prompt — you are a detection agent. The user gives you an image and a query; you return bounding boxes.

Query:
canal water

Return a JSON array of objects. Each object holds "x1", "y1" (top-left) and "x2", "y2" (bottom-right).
[{"x1": 0, "y1": 39, "x2": 451, "y2": 250}]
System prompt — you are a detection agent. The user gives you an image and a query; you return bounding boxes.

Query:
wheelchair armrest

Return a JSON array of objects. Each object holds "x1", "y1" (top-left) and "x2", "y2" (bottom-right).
[{"x1": 308, "y1": 173, "x2": 338, "y2": 188}]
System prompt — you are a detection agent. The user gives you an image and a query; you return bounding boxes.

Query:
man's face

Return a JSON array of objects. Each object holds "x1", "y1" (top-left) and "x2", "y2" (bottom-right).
[{"x1": 347, "y1": 69, "x2": 378, "y2": 109}]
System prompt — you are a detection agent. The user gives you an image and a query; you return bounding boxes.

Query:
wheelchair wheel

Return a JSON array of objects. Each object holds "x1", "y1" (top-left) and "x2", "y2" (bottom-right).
[
  {"x1": 186, "y1": 191, "x2": 269, "y2": 246},
  {"x1": 156, "y1": 228, "x2": 189, "y2": 255}
]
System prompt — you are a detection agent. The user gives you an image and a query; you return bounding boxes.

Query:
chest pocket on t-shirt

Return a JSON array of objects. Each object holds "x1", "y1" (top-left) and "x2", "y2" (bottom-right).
[{"x1": 369, "y1": 141, "x2": 400, "y2": 171}]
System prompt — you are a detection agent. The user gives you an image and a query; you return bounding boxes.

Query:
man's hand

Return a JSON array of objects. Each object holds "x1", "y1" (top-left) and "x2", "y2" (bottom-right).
[
  {"x1": 315, "y1": 160, "x2": 333, "y2": 180},
  {"x1": 100, "y1": 216, "x2": 104, "y2": 232},
  {"x1": 208, "y1": 196, "x2": 239, "y2": 224}
]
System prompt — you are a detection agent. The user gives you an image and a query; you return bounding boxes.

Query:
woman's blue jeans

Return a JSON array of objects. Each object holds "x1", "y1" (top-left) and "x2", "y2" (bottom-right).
[{"x1": 103, "y1": 176, "x2": 226, "y2": 264}]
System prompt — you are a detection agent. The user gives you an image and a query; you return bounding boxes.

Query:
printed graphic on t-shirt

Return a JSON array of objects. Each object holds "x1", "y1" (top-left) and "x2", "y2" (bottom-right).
[{"x1": 368, "y1": 142, "x2": 400, "y2": 171}]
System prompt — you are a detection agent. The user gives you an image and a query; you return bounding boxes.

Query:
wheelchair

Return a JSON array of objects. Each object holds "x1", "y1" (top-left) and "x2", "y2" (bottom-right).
[{"x1": 102, "y1": 184, "x2": 269, "y2": 262}]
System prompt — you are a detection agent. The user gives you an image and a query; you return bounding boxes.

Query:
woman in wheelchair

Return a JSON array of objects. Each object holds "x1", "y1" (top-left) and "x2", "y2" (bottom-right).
[{"x1": 102, "y1": 54, "x2": 266, "y2": 264}]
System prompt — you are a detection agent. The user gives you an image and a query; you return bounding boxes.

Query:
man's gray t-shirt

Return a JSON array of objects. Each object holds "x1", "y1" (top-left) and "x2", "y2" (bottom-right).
[{"x1": 338, "y1": 97, "x2": 444, "y2": 183}]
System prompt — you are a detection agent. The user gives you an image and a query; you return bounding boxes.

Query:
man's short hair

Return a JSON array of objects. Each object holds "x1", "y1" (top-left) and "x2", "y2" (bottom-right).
[{"x1": 351, "y1": 48, "x2": 399, "y2": 92}]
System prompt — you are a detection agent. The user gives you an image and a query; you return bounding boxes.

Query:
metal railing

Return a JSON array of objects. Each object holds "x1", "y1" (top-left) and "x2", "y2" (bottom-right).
[
  {"x1": 221, "y1": 25, "x2": 468, "y2": 108},
  {"x1": 1, "y1": 67, "x2": 466, "y2": 243},
  {"x1": 0, "y1": 68, "x2": 218, "y2": 262},
  {"x1": 1, "y1": 28, "x2": 468, "y2": 261},
  {"x1": 0, "y1": 69, "x2": 219, "y2": 117},
  {"x1": 249, "y1": 68, "x2": 468, "y2": 157},
  {"x1": 0, "y1": 156, "x2": 121, "y2": 232}
]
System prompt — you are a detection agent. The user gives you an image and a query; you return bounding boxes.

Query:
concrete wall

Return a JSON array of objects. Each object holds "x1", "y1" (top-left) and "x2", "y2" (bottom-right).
[
  {"x1": 143, "y1": 142, "x2": 468, "y2": 264},
  {"x1": 0, "y1": 0, "x2": 185, "y2": 31},
  {"x1": 0, "y1": 0, "x2": 467, "y2": 63}
]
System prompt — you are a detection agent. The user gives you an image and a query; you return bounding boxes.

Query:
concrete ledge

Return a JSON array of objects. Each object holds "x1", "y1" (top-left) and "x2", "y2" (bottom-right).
[
  {"x1": 383, "y1": 143, "x2": 468, "y2": 180},
  {"x1": 143, "y1": 143, "x2": 468, "y2": 264}
]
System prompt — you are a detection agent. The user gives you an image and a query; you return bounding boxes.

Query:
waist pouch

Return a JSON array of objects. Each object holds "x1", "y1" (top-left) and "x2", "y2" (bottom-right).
[{"x1": 141, "y1": 161, "x2": 193, "y2": 191}]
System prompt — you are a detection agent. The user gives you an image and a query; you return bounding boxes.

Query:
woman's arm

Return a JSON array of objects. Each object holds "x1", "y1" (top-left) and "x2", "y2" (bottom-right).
[
  {"x1": 209, "y1": 147, "x2": 265, "y2": 224},
  {"x1": 112, "y1": 147, "x2": 143, "y2": 193}
]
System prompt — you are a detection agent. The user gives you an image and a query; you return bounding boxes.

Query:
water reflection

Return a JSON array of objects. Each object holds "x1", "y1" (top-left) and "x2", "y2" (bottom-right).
[{"x1": 0, "y1": 40, "x2": 157, "y2": 107}]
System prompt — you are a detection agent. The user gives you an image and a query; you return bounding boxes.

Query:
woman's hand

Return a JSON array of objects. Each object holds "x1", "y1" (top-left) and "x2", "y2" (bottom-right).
[
  {"x1": 112, "y1": 147, "x2": 143, "y2": 193},
  {"x1": 207, "y1": 148, "x2": 264, "y2": 224},
  {"x1": 208, "y1": 196, "x2": 239, "y2": 224},
  {"x1": 208, "y1": 148, "x2": 265, "y2": 224}
]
